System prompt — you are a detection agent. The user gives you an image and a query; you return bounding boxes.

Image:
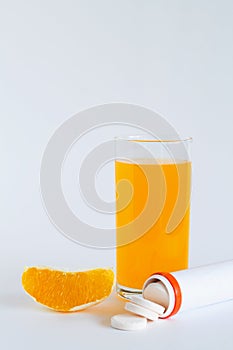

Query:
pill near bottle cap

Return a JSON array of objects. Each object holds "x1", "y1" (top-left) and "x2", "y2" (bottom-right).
[
  {"x1": 143, "y1": 282, "x2": 169, "y2": 309},
  {"x1": 130, "y1": 295, "x2": 165, "y2": 315},
  {"x1": 125, "y1": 302, "x2": 159, "y2": 321}
]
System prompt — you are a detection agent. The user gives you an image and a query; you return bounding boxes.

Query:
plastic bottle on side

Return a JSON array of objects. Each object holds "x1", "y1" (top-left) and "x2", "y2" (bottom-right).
[{"x1": 143, "y1": 260, "x2": 233, "y2": 318}]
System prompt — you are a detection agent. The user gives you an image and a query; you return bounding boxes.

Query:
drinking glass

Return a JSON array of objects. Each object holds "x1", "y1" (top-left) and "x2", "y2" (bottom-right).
[{"x1": 115, "y1": 136, "x2": 192, "y2": 298}]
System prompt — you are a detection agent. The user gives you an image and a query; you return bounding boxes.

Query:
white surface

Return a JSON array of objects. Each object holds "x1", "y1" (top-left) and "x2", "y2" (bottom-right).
[
  {"x1": 111, "y1": 313, "x2": 147, "y2": 331},
  {"x1": 1, "y1": 0, "x2": 233, "y2": 349}
]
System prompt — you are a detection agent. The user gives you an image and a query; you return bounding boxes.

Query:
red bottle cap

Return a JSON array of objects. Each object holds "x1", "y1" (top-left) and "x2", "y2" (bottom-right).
[{"x1": 156, "y1": 272, "x2": 182, "y2": 318}]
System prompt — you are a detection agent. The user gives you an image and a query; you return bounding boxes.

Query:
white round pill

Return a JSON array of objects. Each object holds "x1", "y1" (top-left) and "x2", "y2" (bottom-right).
[
  {"x1": 125, "y1": 302, "x2": 159, "y2": 321},
  {"x1": 130, "y1": 295, "x2": 165, "y2": 315},
  {"x1": 143, "y1": 282, "x2": 169, "y2": 309},
  {"x1": 111, "y1": 313, "x2": 147, "y2": 331}
]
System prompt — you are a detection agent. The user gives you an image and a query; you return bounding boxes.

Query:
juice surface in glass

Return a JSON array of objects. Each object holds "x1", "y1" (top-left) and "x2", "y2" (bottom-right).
[{"x1": 115, "y1": 159, "x2": 191, "y2": 293}]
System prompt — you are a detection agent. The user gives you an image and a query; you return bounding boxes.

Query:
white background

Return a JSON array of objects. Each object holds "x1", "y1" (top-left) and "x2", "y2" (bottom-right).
[{"x1": 1, "y1": 1, "x2": 233, "y2": 349}]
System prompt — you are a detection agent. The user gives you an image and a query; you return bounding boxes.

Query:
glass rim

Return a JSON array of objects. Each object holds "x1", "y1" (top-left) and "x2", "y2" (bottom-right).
[{"x1": 114, "y1": 135, "x2": 192, "y2": 143}]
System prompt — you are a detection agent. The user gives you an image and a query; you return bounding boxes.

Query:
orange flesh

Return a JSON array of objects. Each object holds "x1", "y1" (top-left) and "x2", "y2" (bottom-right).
[
  {"x1": 22, "y1": 267, "x2": 114, "y2": 311},
  {"x1": 115, "y1": 160, "x2": 191, "y2": 289}
]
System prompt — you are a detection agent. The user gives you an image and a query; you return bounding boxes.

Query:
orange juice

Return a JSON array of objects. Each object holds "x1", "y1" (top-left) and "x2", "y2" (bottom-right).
[{"x1": 115, "y1": 159, "x2": 191, "y2": 291}]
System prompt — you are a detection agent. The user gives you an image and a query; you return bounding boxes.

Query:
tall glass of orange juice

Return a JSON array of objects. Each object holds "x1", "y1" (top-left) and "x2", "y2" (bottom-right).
[{"x1": 115, "y1": 136, "x2": 192, "y2": 298}]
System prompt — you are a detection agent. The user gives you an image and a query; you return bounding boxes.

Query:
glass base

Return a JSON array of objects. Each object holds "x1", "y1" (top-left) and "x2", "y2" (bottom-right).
[{"x1": 116, "y1": 283, "x2": 142, "y2": 300}]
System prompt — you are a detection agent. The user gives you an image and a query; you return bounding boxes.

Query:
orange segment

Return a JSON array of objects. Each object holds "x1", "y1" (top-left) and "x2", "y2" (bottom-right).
[{"x1": 22, "y1": 267, "x2": 114, "y2": 311}]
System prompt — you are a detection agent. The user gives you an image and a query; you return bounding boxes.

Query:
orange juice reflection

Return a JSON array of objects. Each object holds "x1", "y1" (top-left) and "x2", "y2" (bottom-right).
[{"x1": 115, "y1": 159, "x2": 191, "y2": 290}]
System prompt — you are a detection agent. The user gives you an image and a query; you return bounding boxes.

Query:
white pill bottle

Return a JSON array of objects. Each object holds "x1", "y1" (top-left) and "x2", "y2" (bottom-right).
[{"x1": 143, "y1": 260, "x2": 233, "y2": 318}]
